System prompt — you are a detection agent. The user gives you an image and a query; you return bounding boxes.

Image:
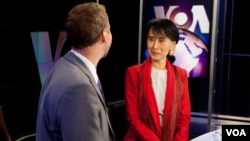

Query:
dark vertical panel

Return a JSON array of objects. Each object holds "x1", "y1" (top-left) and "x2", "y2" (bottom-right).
[
  {"x1": 228, "y1": 56, "x2": 250, "y2": 116},
  {"x1": 98, "y1": 0, "x2": 140, "y2": 102},
  {"x1": 231, "y1": 1, "x2": 250, "y2": 54},
  {"x1": 215, "y1": 0, "x2": 250, "y2": 117},
  {"x1": 0, "y1": 26, "x2": 41, "y2": 138}
]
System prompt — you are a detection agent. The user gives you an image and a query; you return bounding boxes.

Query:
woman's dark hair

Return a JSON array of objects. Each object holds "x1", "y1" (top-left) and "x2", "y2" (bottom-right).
[
  {"x1": 145, "y1": 18, "x2": 179, "y2": 63},
  {"x1": 146, "y1": 18, "x2": 179, "y2": 43}
]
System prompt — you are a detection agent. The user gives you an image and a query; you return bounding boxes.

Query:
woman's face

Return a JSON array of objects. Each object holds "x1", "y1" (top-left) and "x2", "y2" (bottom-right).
[{"x1": 147, "y1": 28, "x2": 175, "y2": 62}]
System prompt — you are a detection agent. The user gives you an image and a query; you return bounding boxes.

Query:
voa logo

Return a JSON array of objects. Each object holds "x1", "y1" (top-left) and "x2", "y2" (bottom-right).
[
  {"x1": 153, "y1": 5, "x2": 210, "y2": 33},
  {"x1": 153, "y1": 5, "x2": 210, "y2": 77},
  {"x1": 226, "y1": 129, "x2": 247, "y2": 136}
]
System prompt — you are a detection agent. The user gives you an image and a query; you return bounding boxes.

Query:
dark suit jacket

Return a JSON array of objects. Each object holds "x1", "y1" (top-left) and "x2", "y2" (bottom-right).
[{"x1": 36, "y1": 51, "x2": 115, "y2": 141}]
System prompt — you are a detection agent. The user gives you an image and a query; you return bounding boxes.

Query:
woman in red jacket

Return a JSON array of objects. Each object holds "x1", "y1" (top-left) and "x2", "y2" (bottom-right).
[{"x1": 123, "y1": 18, "x2": 191, "y2": 141}]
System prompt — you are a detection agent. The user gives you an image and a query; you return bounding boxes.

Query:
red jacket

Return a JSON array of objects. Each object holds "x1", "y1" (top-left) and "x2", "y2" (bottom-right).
[{"x1": 123, "y1": 58, "x2": 191, "y2": 141}]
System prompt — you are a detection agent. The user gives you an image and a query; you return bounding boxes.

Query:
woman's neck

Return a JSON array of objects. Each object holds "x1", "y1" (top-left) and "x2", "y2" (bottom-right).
[{"x1": 151, "y1": 60, "x2": 166, "y2": 70}]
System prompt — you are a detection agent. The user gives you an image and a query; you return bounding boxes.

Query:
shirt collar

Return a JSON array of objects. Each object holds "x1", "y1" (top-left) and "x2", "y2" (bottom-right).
[{"x1": 70, "y1": 49, "x2": 98, "y2": 83}]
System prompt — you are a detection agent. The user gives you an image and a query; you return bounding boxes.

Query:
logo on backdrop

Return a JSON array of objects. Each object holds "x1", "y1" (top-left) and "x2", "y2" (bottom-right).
[
  {"x1": 144, "y1": 1, "x2": 211, "y2": 78},
  {"x1": 31, "y1": 31, "x2": 67, "y2": 85}
]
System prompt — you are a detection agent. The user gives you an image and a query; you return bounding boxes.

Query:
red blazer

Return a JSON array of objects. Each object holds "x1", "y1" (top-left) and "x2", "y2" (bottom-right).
[{"x1": 123, "y1": 59, "x2": 191, "y2": 141}]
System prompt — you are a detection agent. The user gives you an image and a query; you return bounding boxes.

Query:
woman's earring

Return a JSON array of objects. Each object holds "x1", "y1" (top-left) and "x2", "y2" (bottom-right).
[{"x1": 167, "y1": 50, "x2": 175, "y2": 63}]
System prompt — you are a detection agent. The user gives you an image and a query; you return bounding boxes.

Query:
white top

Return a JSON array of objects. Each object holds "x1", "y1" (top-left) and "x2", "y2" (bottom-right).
[{"x1": 151, "y1": 67, "x2": 167, "y2": 125}]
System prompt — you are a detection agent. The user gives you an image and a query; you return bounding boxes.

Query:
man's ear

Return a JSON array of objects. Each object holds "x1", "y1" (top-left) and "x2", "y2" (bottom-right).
[
  {"x1": 101, "y1": 28, "x2": 108, "y2": 42},
  {"x1": 101, "y1": 30, "x2": 105, "y2": 42}
]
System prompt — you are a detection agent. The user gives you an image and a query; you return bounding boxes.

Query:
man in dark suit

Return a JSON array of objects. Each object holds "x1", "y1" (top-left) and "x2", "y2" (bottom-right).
[{"x1": 35, "y1": 2, "x2": 115, "y2": 141}]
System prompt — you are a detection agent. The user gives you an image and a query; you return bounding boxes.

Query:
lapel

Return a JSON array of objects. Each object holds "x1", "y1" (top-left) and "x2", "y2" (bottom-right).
[
  {"x1": 63, "y1": 51, "x2": 115, "y2": 140},
  {"x1": 142, "y1": 59, "x2": 176, "y2": 135},
  {"x1": 142, "y1": 59, "x2": 162, "y2": 134},
  {"x1": 64, "y1": 51, "x2": 106, "y2": 107},
  {"x1": 164, "y1": 61, "x2": 174, "y2": 119}
]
